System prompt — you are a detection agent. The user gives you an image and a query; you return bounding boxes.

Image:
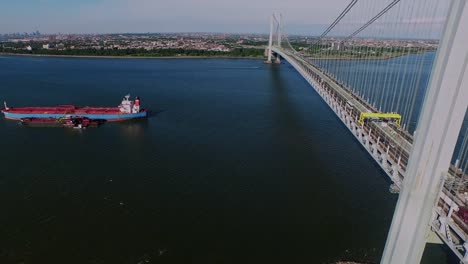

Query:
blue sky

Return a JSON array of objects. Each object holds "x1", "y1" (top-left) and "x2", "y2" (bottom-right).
[
  {"x1": 0, "y1": 0, "x2": 365, "y2": 34},
  {"x1": 0, "y1": 0, "x2": 449, "y2": 38}
]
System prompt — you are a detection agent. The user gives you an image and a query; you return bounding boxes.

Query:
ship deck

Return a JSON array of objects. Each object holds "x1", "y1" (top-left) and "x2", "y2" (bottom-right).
[{"x1": 4, "y1": 106, "x2": 123, "y2": 115}]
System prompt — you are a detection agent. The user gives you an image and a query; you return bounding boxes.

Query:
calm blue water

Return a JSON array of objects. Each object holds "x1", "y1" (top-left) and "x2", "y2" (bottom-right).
[{"x1": 0, "y1": 55, "x2": 457, "y2": 263}]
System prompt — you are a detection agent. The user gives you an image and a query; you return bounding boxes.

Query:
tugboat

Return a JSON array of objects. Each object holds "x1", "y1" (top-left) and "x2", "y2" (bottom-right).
[{"x1": 2, "y1": 95, "x2": 147, "y2": 121}]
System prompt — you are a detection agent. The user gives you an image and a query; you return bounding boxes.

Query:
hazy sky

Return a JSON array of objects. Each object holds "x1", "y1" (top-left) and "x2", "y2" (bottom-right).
[
  {"x1": 0, "y1": 0, "x2": 353, "y2": 34},
  {"x1": 0, "y1": 0, "x2": 449, "y2": 37}
]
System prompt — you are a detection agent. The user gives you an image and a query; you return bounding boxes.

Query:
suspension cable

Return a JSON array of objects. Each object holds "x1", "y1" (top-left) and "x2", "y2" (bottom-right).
[{"x1": 341, "y1": 0, "x2": 401, "y2": 43}]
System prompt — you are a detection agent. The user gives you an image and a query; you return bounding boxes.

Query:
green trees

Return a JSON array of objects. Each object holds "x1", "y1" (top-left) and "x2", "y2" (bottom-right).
[{"x1": 3, "y1": 47, "x2": 264, "y2": 58}]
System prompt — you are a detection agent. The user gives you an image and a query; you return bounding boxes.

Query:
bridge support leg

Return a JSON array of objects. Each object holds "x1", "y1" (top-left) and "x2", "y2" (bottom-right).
[
  {"x1": 392, "y1": 164, "x2": 399, "y2": 182},
  {"x1": 438, "y1": 217, "x2": 446, "y2": 234},
  {"x1": 381, "y1": 1, "x2": 468, "y2": 263},
  {"x1": 382, "y1": 152, "x2": 388, "y2": 170},
  {"x1": 372, "y1": 144, "x2": 378, "y2": 157},
  {"x1": 374, "y1": 137, "x2": 380, "y2": 157},
  {"x1": 266, "y1": 15, "x2": 274, "y2": 63},
  {"x1": 275, "y1": 55, "x2": 281, "y2": 64},
  {"x1": 391, "y1": 156, "x2": 401, "y2": 182}
]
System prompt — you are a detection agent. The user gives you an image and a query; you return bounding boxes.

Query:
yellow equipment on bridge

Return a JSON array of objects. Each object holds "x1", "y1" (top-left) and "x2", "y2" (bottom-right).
[{"x1": 358, "y1": 112, "x2": 402, "y2": 126}]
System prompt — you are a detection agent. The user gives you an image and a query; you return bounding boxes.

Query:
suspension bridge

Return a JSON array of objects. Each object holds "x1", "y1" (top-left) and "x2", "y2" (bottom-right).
[{"x1": 265, "y1": 0, "x2": 468, "y2": 263}]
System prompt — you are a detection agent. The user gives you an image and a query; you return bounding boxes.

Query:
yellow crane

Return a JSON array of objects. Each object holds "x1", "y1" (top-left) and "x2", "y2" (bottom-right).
[{"x1": 358, "y1": 112, "x2": 402, "y2": 126}]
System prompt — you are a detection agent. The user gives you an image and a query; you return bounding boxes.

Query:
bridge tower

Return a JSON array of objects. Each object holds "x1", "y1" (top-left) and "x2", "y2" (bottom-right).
[
  {"x1": 381, "y1": 0, "x2": 468, "y2": 263},
  {"x1": 275, "y1": 14, "x2": 282, "y2": 64},
  {"x1": 266, "y1": 14, "x2": 274, "y2": 63},
  {"x1": 266, "y1": 13, "x2": 282, "y2": 64}
]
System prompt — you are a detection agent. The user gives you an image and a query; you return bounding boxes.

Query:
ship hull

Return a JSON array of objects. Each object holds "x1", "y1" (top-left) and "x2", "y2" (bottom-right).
[{"x1": 2, "y1": 110, "x2": 147, "y2": 121}]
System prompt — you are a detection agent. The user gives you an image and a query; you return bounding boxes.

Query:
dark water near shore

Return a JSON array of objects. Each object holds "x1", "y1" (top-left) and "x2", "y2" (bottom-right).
[{"x1": 0, "y1": 55, "x2": 456, "y2": 263}]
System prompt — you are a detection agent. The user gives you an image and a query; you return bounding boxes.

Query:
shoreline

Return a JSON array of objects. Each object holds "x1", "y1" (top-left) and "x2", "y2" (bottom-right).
[
  {"x1": 0, "y1": 53, "x2": 264, "y2": 60},
  {"x1": 0, "y1": 50, "x2": 431, "y2": 61}
]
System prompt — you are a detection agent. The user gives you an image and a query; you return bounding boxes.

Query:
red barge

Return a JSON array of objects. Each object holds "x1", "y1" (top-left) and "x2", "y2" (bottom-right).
[{"x1": 20, "y1": 117, "x2": 105, "y2": 128}]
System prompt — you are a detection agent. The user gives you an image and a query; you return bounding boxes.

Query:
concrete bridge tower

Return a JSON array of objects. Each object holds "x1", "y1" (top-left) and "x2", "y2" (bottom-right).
[
  {"x1": 266, "y1": 15, "x2": 274, "y2": 63},
  {"x1": 266, "y1": 13, "x2": 282, "y2": 64}
]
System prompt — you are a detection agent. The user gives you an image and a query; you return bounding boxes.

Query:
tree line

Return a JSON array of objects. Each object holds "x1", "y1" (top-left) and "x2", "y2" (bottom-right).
[{"x1": 2, "y1": 47, "x2": 264, "y2": 58}]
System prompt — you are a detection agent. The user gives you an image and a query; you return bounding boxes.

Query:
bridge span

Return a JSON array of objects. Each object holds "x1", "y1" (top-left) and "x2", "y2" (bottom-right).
[
  {"x1": 264, "y1": 0, "x2": 468, "y2": 261},
  {"x1": 269, "y1": 45, "x2": 468, "y2": 262},
  {"x1": 273, "y1": 47, "x2": 409, "y2": 190}
]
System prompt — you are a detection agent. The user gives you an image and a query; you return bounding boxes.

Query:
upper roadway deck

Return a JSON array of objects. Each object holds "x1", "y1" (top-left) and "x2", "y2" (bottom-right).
[{"x1": 274, "y1": 48, "x2": 413, "y2": 155}]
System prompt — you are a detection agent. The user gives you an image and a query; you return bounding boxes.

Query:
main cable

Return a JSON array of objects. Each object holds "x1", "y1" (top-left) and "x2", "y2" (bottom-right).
[
  {"x1": 341, "y1": 0, "x2": 401, "y2": 43},
  {"x1": 310, "y1": 0, "x2": 359, "y2": 52}
]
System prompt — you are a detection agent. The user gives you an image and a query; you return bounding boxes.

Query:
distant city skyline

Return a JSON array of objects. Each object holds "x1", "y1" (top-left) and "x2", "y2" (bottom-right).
[{"x1": 1, "y1": 0, "x2": 449, "y2": 38}]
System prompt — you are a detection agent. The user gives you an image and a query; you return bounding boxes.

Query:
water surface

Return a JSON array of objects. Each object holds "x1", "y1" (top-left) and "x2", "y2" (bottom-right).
[{"x1": 0, "y1": 56, "x2": 455, "y2": 263}]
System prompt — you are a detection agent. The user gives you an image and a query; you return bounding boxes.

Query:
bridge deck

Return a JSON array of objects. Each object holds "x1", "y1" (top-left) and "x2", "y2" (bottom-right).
[
  {"x1": 300, "y1": 54, "x2": 413, "y2": 152},
  {"x1": 272, "y1": 46, "x2": 468, "y2": 262},
  {"x1": 283, "y1": 49, "x2": 413, "y2": 164}
]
